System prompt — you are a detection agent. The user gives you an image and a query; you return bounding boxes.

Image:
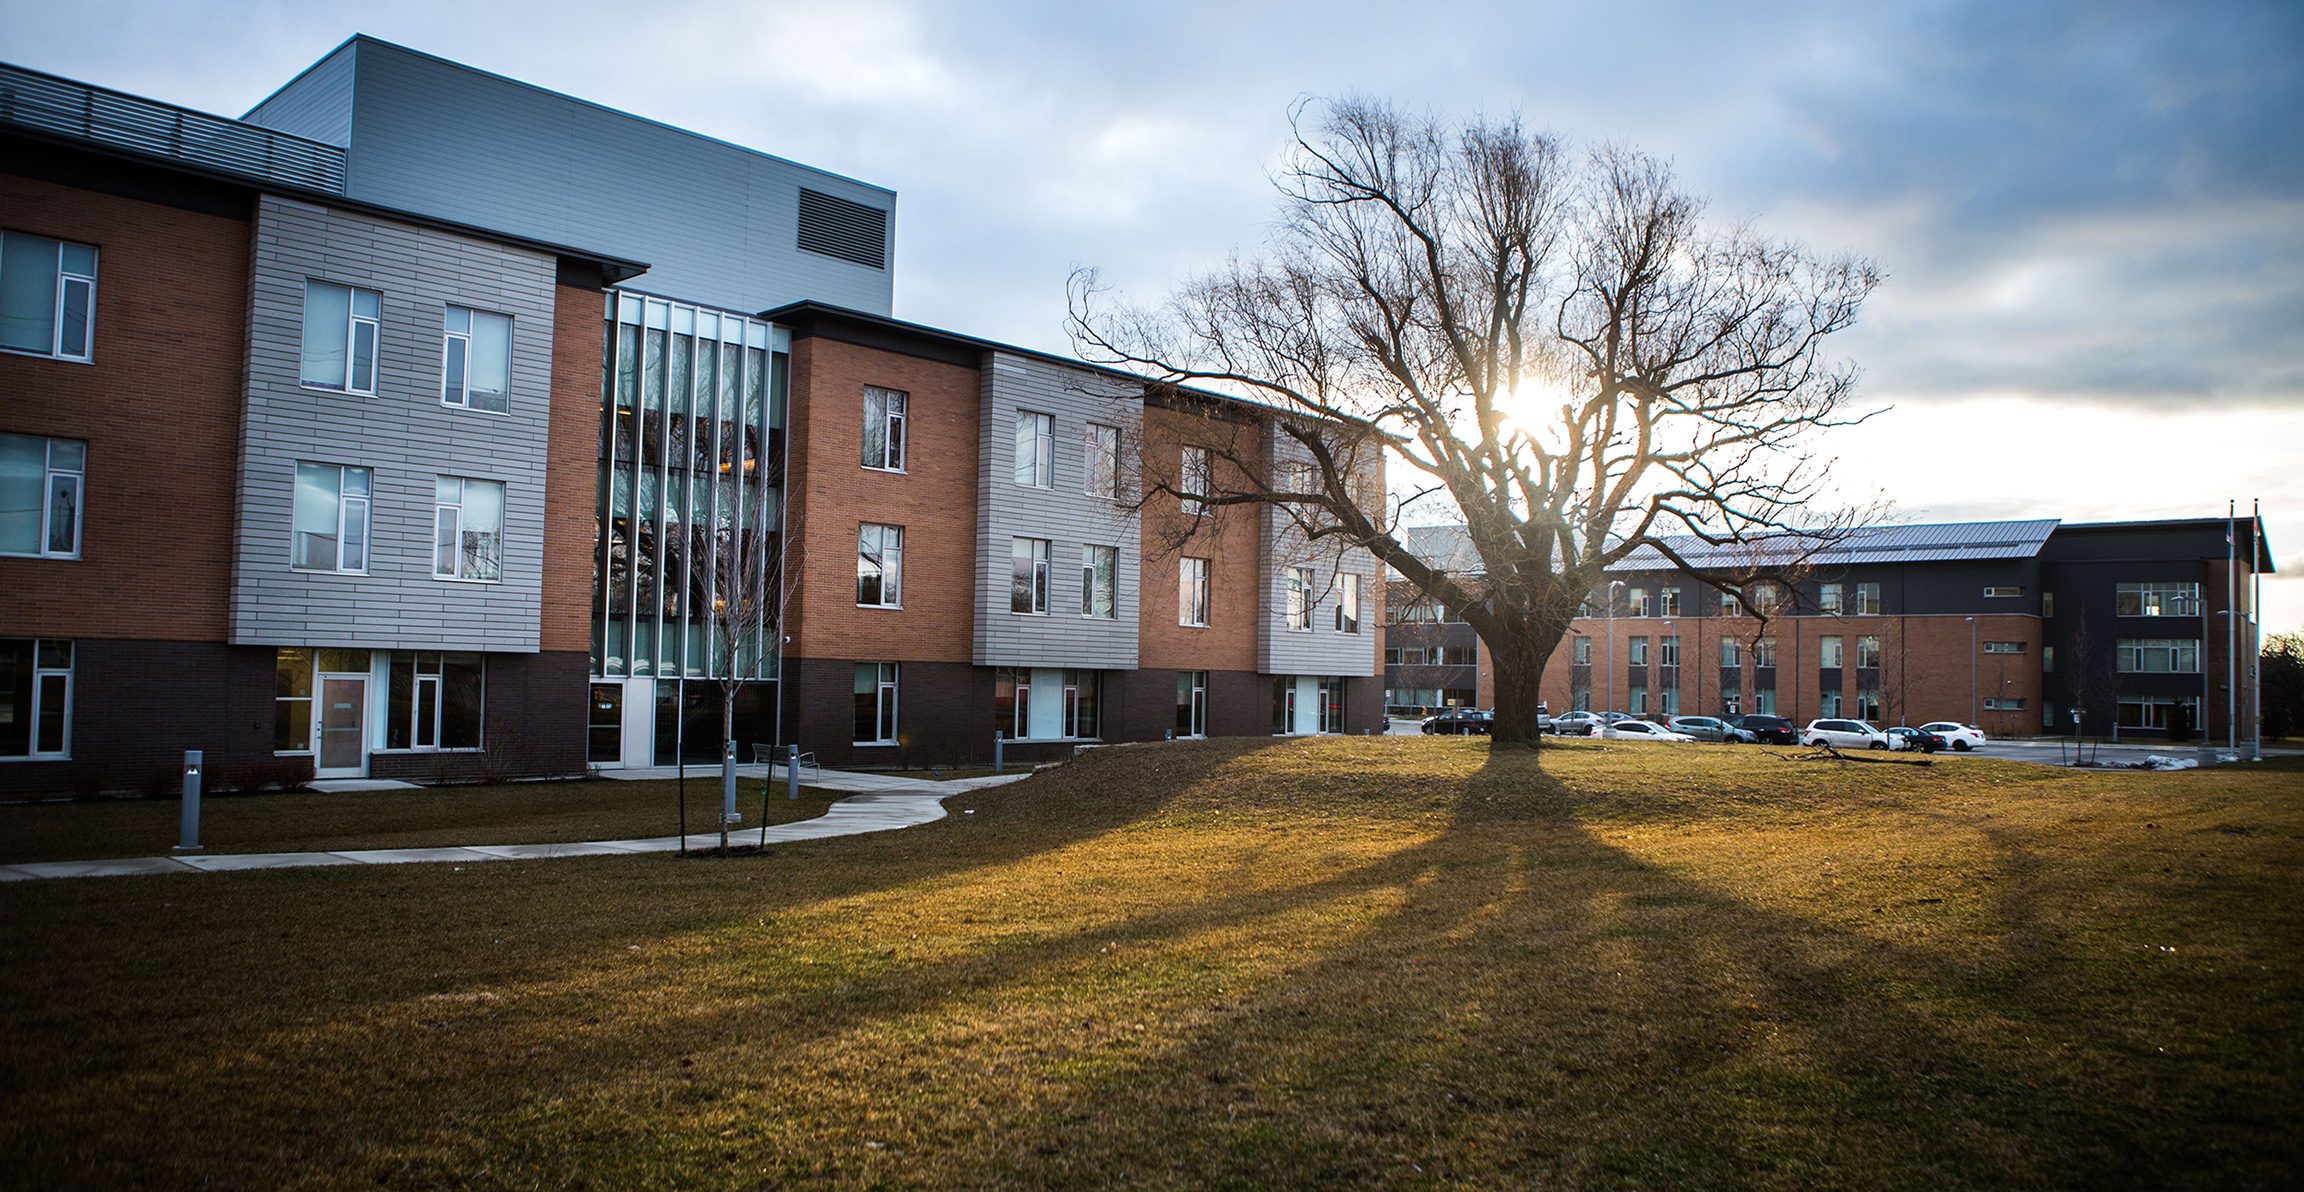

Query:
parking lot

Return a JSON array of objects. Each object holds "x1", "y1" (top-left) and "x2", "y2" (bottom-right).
[{"x1": 1386, "y1": 717, "x2": 2296, "y2": 768}]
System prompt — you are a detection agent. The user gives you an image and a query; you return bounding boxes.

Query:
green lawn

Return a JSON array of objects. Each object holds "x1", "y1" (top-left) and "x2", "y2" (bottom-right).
[
  {"x1": 3, "y1": 737, "x2": 2299, "y2": 1187},
  {"x1": 0, "y1": 777, "x2": 839, "y2": 864}
]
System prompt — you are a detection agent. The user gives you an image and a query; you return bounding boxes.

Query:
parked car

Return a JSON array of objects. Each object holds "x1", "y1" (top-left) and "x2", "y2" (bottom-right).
[
  {"x1": 1421, "y1": 709, "x2": 1492, "y2": 736},
  {"x1": 1603, "y1": 719, "x2": 1696, "y2": 742},
  {"x1": 1726, "y1": 714, "x2": 1798, "y2": 745},
  {"x1": 1917, "y1": 722, "x2": 1988, "y2": 752},
  {"x1": 1550, "y1": 710, "x2": 1601, "y2": 736},
  {"x1": 1665, "y1": 715, "x2": 1735, "y2": 743},
  {"x1": 1885, "y1": 726, "x2": 1946, "y2": 753},
  {"x1": 1802, "y1": 718, "x2": 1893, "y2": 750}
]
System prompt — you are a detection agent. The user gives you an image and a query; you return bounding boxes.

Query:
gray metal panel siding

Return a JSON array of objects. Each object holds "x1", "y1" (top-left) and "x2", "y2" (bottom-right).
[
  {"x1": 971, "y1": 352, "x2": 1142, "y2": 670},
  {"x1": 228, "y1": 196, "x2": 556, "y2": 652},
  {"x1": 1257, "y1": 425, "x2": 1379, "y2": 677},
  {"x1": 330, "y1": 41, "x2": 893, "y2": 315},
  {"x1": 242, "y1": 42, "x2": 358, "y2": 148}
]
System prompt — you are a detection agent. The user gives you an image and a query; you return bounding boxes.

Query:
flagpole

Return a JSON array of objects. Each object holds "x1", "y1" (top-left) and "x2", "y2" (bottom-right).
[
  {"x1": 2227, "y1": 499, "x2": 2237, "y2": 754},
  {"x1": 2251, "y1": 499, "x2": 2262, "y2": 761}
]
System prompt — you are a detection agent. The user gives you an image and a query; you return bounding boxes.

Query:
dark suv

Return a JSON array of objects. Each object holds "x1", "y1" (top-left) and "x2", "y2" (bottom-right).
[
  {"x1": 1421, "y1": 709, "x2": 1492, "y2": 736},
  {"x1": 1727, "y1": 714, "x2": 1797, "y2": 744}
]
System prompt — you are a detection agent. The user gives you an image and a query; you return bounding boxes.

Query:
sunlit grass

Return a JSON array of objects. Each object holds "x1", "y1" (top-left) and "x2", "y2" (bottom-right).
[{"x1": 2, "y1": 737, "x2": 2298, "y2": 1186}]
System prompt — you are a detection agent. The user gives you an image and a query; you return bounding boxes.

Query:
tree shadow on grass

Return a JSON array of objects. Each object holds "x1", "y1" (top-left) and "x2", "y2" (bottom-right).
[{"x1": 4, "y1": 739, "x2": 2297, "y2": 1187}]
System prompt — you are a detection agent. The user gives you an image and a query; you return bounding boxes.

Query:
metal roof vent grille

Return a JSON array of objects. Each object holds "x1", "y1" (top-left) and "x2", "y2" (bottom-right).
[{"x1": 796, "y1": 188, "x2": 887, "y2": 270}]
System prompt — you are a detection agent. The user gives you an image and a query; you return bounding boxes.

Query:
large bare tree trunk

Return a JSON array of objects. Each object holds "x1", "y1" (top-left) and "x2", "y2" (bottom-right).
[{"x1": 1488, "y1": 623, "x2": 1564, "y2": 746}]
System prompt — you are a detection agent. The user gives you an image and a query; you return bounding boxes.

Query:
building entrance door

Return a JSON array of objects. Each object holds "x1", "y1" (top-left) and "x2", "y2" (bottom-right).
[{"x1": 317, "y1": 674, "x2": 368, "y2": 777}]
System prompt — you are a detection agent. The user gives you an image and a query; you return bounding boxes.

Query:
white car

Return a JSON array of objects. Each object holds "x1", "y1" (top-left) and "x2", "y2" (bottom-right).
[
  {"x1": 1802, "y1": 718, "x2": 1893, "y2": 750},
  {"x1": 1917, "y1": 722, "x2": 1988, "y2": 752},
  {"x1": 1603, "y1": 719, "x2": 1697, "y2": 743}
]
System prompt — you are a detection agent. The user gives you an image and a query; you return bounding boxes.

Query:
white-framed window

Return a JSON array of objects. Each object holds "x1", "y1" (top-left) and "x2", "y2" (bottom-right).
[
  {"x1": 433, "y1": 477, "x2": 506, "y2": 582},
  {"x1": 1753, "y1": 636, "x2": 1777, "y2": 668},
  {"x1": 1180, "y1": 445, "x2": 1211, "y2": 516},
  {"x1": 441, "y1": 306, "x2": 512, "y2": 413},
  {"x1": 1750, "y1": 585, "x2": 1780, "y2": 615},
  {"x1": 0, "y1": 231, "x2": 97, "y2": 361},
  {"x1": 1628, "y1": 635, "x2": 1649, "y2": 665},
  {"x1": 995, "y1": 667, "x2": 1032, "y2": 739},
  {"x1": 274, "y1": 647, "x2": 313, "y2": 753},
  {"x1": 1286, "y1": 567, "x2": 1313, "y2": 631},
  {"x1": 1084, "y1": 423, "x2": 1122, "y2": 499},
  {"x1": 863, "y1": 386, "x2": 907, "y2": 471},
  {"x1": 1081, "y1": 544, "x2": 1117, "y2": 618},
  {"x1": 1658, "y1": 634, "x2": 1680, "y2": 667},
  {"x1": 1856, "y1": 635, "x2": 1882, "y2": 668},
  {"x1": 1011, "y1": 537, "x2": 1051, "y2": 614},
  {"x1": 1176, "y1": 670, "x2": 1207, "y2": 737},
  {"x1": 1819, "y1": 636, "x2": 1843, "y2": 668},
  {"x1": 858, "y1": 523, "x2": 904, "y2": 607},
  {"x1": 1855, "y1": 582, "x2": 1882, "y2": 615},
  {"x1": 1857, "y1": 689, "x2": 1882, "y2": 721},
  {"x1": 1013, "y1": 410, "x2": 1053, "y2": 488},
  {"x1": 1720, "y1": 589, "x2": 1743, "y2": 616},
  {"x1": 292, "y1": 462, "x2": 370, "y2": 573},
  {"x1": 1982, "y1": 641, "x2": 2026, "y2": 655},
  {"x1": 0, "y1": 638, "x2": 72, "y2": 758},
  {"x1": 1573, "y1": 635, "x2": 1592, "y2": 665},
  {"x1": 300, "y1": 281, "x2": 381, "y2": 394},
  {"x1": 2116, "y1": 582, "x2": 2201, "y2": 618},
  {"x1": 1818, "y1": 690, "x2": 1842, "y2": 718},
  {"x1": 0, "y1": 432, "x2": 84, "y2": 558},
  {"x1": 2117, "y1": 638, "x2": 2199, "y2": 674},
  {"x1": 1336, "y1": 573, "x2": 1361, "y2": 633},
  {"x1": 1659, "y1": 587, "x2": 1682, "y2": 617},
  {"x1": 2118, "y1": 694, "x2": 2199, "y2": 730},
  {"x1": 854, "y1": 662, "x2": 898, "y2": 744},
  {"x1": 1628, "y1": 587, "x2": 1651, "y2": 617},
  {"x1": 1629, "y1": 685, "x2": 1648, "y2": 713},
  {"x1": 1819, "y1": 583, "x2": 1844, "y2": 615},
  {"x1": 386, "y1": 651, "x2": 484, "y2": 750},
  {"x1": 1180, "y1": 556, "x2": 1210, "y2": 627},
  {"x1": 1720, "y1": 638, "x2": 1741, "y2": 667}
]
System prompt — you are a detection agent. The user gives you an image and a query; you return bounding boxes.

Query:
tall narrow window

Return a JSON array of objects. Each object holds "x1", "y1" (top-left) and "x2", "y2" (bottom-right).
[
  {"x1": 1628, "y1": 587, "x2": 1650, "y2": 617},
  {"x1": 1753, "y1": 637, "x2": 1777, "y2": 668},
  {"x1": 1855, "y1": 582, "x2": 1882, "y2": 615},
  {"x1": 1013, "y1": 411, "x2": 1054, "y2": 488},
  {"x1": 1176, "y1": 670, "x2": 1207, "y2": 737},
  {"x1": 1081, "y1": 544, "x2": 1117, "y2": 618},
  {"x1": 1721, "y1": 638, "x2": 1742, "y2": 667},
  {"x1": 994, "y1": 667, "x2": 1032, "y2": 739},
  {"x1": 434, "y1": 477, "x2": 506, "y2": 582},
  {"x1": 292, "y1": 462, "x2": 370, "y2": 573},
  {"x1": 0, "y1": 433, "x2": 83, "y2": 558},
  {"x1": 1819, "y1": 636, "x2": 1843, "y2": 668},
  {"x1": 1658, "y1": 634, "x2": 1680, "y2": 667},
  {"x1": 1819, "y1": 583, "x2": 1844, "y2": 615},
  {"x1": 854, "y1": 662, "x2": 899, "y2": 743},
  {"x1": 1286, "y1": 567, "x2": 1314, "y2": 630},
  {"x1": 1084, "y1": 423, "x2": 1122, "y2": 499},
  {"x1": 0, "y1": 232, "x2": 97, "y2": 361},
  {"x1": 1180, "y1": 446, "x2": 1211, "y2": 516},
  {"x1": 1659, "y1": 587, "x2": 1682, "y2": 617},
  {"x1": 442, "y1": 306, "x2": 512, "y2": 413},
  {"x1": 863, "y1": 386, "x2": 907, "y2": 470},
  {"x1": 857, "y1": 523, "x2": 904, "y2": 607},
  {"x1": 1573, "y1": 635, "x2": 1592, "y2": 665},
  {"x1": 300, "y1": 281, "x2": 380, "y2": 394},
  {"x1": 1720, "y1": 590, "x2": 1743, "y2": 616},
  {"x1": 274, "y1": 647, "x2": 313, "y2": 753},
  {"x1": 1856, "y1": 635, "x2": 1882, "y2": 668},
  {"x1": 1628, "y1": 636, "x2": 1649, "y2": 665},
  {"x1": 0, "y1": 638, "x2": 73, "y2": 758},
  {"x1": 1336, "y1": 573, "x2": 1361, "y2": 633},
  {"x1": 1180, "y1": 557, "x2": 1210, "y2": 626},
  {"x1": 1011, "y1": 537, "x2": 1052, "y2": 614}
]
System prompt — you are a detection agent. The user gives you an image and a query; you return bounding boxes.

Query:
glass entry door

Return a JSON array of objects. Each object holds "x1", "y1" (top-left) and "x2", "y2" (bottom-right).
[{"x1": 317, "y1": 675, "x2": 368, "y2": 777}]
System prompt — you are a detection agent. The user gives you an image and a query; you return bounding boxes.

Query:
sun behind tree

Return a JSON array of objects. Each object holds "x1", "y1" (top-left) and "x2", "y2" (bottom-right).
[{"x1": 1071, "y1": 97, "x2": 1883, "y2": 744}]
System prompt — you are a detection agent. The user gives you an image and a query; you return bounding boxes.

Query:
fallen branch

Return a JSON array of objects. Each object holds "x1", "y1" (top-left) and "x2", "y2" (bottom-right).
[{"x1": 1788, "y1": 744, "x2": 1934, "y2": 767}]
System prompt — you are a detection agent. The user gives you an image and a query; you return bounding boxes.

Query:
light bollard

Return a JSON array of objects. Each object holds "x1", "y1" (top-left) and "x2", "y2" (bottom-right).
[
  {"x1": 787, "y1": 742, "x2": 801, "y2": 802},
  {"x1": 722, "y1": 738, "x2": 741, "y2": 825},
  {"x1": 174, "y1": 750, "x2": 203, "y2": 853},
  {"x1": 993, "y1": 731, "x2": 1004, "y2": 774}
]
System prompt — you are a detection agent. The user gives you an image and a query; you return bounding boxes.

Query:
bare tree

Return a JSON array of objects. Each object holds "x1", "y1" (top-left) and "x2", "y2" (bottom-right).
[
  {"x1": 1072, "y1": 98, "x2": 1880, "y2": 745},
  {"x1": 697, "y1": 491, "x2": 794, "y2": 850}
]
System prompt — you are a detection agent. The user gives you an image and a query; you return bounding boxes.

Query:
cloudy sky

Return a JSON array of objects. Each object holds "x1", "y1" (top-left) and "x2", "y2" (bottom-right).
[{"x1": 8, "y1": 0, "x2": 2299, "y2": 628}]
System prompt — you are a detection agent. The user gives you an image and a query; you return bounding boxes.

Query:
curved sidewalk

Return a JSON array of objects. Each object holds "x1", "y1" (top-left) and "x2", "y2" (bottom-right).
[{"x1": 0, "y1": 775, "x2": 1026, "y2": 883}]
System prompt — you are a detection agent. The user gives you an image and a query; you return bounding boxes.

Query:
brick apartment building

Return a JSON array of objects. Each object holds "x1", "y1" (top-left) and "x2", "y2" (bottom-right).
[
  {"x1": 2, "y1": 40, "x2": 1381, "y2": 794},
  {"x1": 1383, "y1": 519, "x2": 2272, "y2": 741}
]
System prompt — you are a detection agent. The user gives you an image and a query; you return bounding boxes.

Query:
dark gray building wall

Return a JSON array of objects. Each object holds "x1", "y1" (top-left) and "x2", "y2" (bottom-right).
[{"x1": 243, "y1": 38, "x2": 895, "y2": 316}]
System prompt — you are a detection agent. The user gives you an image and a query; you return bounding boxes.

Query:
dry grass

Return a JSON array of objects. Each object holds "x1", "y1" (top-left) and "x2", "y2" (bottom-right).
[
  {"x1": 2, "y1": 737, "x2": 2299, "y2": 1188},
  {"x1": 0, "y1": 778, "x2": 839, "y2": 864}
]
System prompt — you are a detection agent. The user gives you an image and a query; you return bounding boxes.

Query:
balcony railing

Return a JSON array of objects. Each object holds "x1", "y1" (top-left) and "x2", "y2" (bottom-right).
[{"x1": 0, "y1": 62, "x2": 345, "y2": 193}]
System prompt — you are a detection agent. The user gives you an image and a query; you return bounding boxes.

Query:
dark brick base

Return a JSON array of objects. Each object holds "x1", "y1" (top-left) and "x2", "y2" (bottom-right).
[{"x1": 369, "y1": 651, "x2": 589, "y2": 782}]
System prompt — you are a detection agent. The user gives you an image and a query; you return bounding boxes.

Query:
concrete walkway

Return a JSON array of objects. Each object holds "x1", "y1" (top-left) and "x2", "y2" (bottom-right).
[{"x1": 0, "y1": 772, "x2": 1029, "y2": 883}]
